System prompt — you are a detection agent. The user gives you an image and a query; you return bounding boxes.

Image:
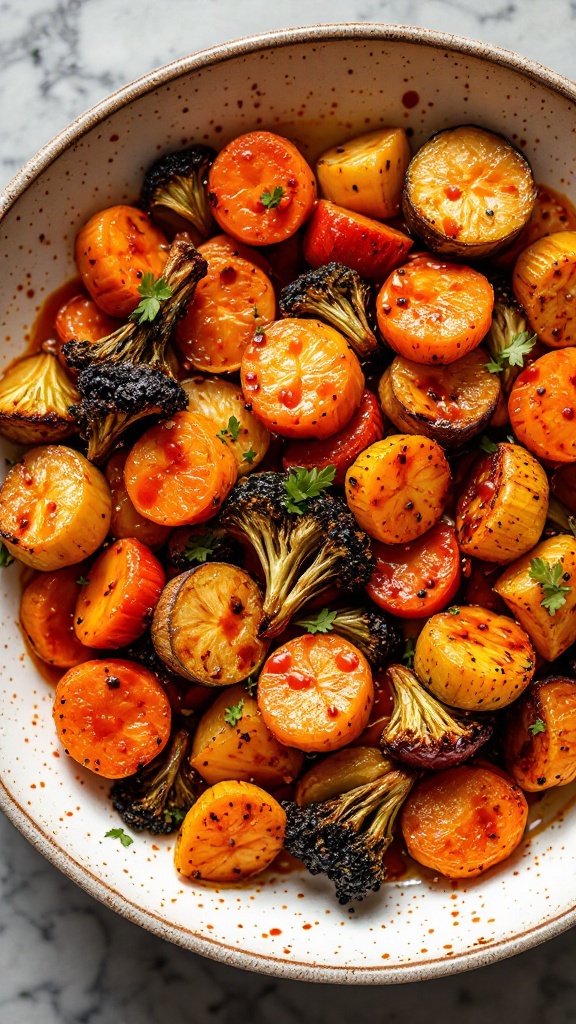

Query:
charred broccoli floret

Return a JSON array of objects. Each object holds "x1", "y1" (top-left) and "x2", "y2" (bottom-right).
[
  {"x1": 283, "y1": 765, "x2": 415, "y2": 903},
  {"x1": 63, "y1": 239, "x2": 207, "y2": 375},
  {"x1": 71, "y1": 361, "x2": 188, "y2": 463},
  {"x1": 110, "y1": 728, "x2": 199, "y2": 834},
  {"x1": 141, "y1": 145, "x2": 216, "y2": 242},
  {"x1": 380, "y1": 664, "x2": 492, "y2": 770},
  {"x1": 219, "y1": 471, "x2": 374, "y2": 639},
  {"x1": 278, "y1": 262, "x2": 378, "y2": 359}
]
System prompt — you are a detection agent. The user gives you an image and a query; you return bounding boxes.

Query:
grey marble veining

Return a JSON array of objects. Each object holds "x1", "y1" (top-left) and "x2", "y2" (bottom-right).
[{"x1": 2, "y1": 1, "x2": 576, "y2": 1020}]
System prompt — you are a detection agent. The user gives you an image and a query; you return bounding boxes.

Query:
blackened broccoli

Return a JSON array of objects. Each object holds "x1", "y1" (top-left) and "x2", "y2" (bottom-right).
[
  {"x1": 278, "y1": 262, "x2": 378, "y2": 359},
  {"x1": 283, "y1": 766, "x2": 415, "y2": 903},
  {"x1": 110, "y1": 728, "x2": 199, "y2": 834},
  {"x1": 63, "y1": 239, "x2": 207, "y2": 375},
  {"x1": 71, "y1": 360, "x2": 188, "y2": 463},
  {"x1": 219, "y1": 471, "x2": 374, "y2": 639},
  {"x1": 141, "y1": 145, "x2": 216, "y2": 243}
]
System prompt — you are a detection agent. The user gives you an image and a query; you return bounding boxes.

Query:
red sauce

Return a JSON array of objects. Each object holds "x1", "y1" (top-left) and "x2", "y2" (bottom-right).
[
  {"x1": 26, "y1": 277, "x2": 83, "y2": 356},
  {"x1": 327, "y1": 705, "x2": 339, "y2": 718},
  {"x1": 562, "y1": 407, "x2": 574, "y2": 420},
  {"x1": 401, "y1": 90, "x2": 420, "y2": 109},
  {"x1": 266, "y1": 650, "x2": 292, "y2": 673},
  {"x1": 476, "y1": 479, "x2": 496, "y2": 503},
  {"x1": 335, "y1": 650, "x2": 359, "y2": 672},
  {"x1": 279, "y1": 386, "x2": 301, "y2": 409},
  {"x1": 444, "y1": 185, "x2": 462, "y2": 201},
  {"x1": 442, "y1": 216, "x2": 461, "y2": 238},
  {"x1": 286, "y1": 671, "x2": 314, "y2": 691}
]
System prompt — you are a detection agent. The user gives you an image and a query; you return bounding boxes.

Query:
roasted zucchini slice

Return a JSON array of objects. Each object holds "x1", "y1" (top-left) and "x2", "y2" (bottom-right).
[{"x1": 402, "y1": 125, "x2": 536, "y2": 259}]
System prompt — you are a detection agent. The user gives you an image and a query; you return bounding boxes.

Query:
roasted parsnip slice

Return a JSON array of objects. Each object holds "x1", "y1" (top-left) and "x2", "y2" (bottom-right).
[
  {"x1": 0, "y1": 351, "x2": 79, "y2": 444},
  {"x1": 414, "y1": 606, "x2": 535, "y2": 712},
  {"x1": 151, "y1": 562, "x2": 269, "y2": 686},
  {"x1": 190, "y1": 683, "x2": 304, "y2": 788},
  {"x1": 504, "y1": 676, "x2": 576, "y2": 791},
  {"x1": 316, "y1": 128, "x2": 411, "y2": 220},
  {"x1": 181, "y1": 375, "x2": 270, "y2": 475},
  {"x1": 0, "y1": 445, "x2": 111, "y2": 570},
  {"x1": 494, "y1": 534, "x2": 576, "y2": 661},
  {"x1": 378, "y1": 349, "x2": 500, "y2": 448},
  {"x1": 513, "y1": 230, "x2": 576, "y2": 348},
  {"x1": 456, "y1": 442, "x2": 549, "y2": 564}
]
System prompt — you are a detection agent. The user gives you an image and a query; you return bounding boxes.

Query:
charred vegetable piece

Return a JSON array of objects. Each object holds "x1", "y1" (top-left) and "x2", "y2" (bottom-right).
[
  {"x1": 513, "y1": 230, "x2": 576, "y2": 348},
  {"x1": 316, "y1": 128, "x2": 411, "y2": 220},
  {"x1": 189, "y1": 683, "x2": 304, "y2": 788},
  {"x1": 283, "y1": 762, "x2": 415, "y2": 903},
  {"x1": 180, "y1": 375, "x2": 270, "y2": 475},
  {"x1": 278, "y1": 262, "x2": 378, "y2": 359},
  {"x1": 380, "y1": 664, "x2": 492, "y2": 770},
  {"x1": 141, "y1": 145, "x2": 216, "y2": 242},
  {"x1": 64, "y1": 239, "x2": 207, "y2": 376},
  {"x1": 414, "y1": 605, "x2": 535, "y2": 712},
  {"x1": 402, "y1": 125, "x2": 536, "y2": 259},
  {"x1": 400, "y1": 765, "x2": 528, "y2": 878},
  {"x1": 378, "y1": 349, "x2": 501, "y2": 448},
  {"x1": 151, "y1": 562, "x2": 269, "y2": 686},
  {"x1": 219, "y1": 472, "x2": 374, "y2": 639},
  {"x1": 298, "y1": 603, "x2": 399, "y2": 670},
  {"x1": 366, "y1": 521, "x2": 461, "y2": 619},
  {"x1": 494, "y1": 534, "x2": 576, "y2": 661},
  {"x1": 504, "y1": 675, "x2": 576, "y2": 791},
  {"x1": 110, "y1": 727, "x2": 199, "y2": 833},
  {"x1": 456, "y1": 442, "x2": 549, "y2": 564},
  {"x1": 0, "y1": 350, "x2": 79, "y2": 445},
  {"x1": 294, "y1": 746, "x2": 392, "y2": 807},
  {"x1": 508, "y1": 348, "x2": 576, "y2": 463}
]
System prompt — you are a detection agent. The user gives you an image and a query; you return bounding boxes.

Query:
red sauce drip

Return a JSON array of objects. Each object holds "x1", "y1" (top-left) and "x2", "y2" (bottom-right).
[
  {"x1": 442, "y1": 216, "x2": 460, "y2": 238},
  {"x1": 286, "y1": 671, "x2": 314, "y2": 691},
  {"x1": 335, "y1": 650, "x2": 360, "y2": 672},
  {"x1": 444, "y1": 185, "x2": 462, "y2": 201},
  {"x1": 327, "y1": 705, "x2": 339, "y2": 718},
  {"x1": 562, "y1": 407, "x2": 574, "y2": 420},
  {"x1": 219, "y1": 265, "x2": 237, "y2": 286},
  {"x1": 476, "y1": 479, "x2": 496, "y2": 503},
  {"x1": 289, "y1": 339, "x2": 302, "y2": 356},
  {"x1": 253, "y1": 333, "x2": 267, "y2": 346},
  {"x1": 279, "y1": 386, "x2": 301, "y2": 409},
  {"x1": 270, "y1": 927, "x2": 282, "y2": 936},
  {"x1": 402, "y1": 90, "x2": 420, "y2": 109},
  {"x1": 520, "y1": 364, "x2": 539, "y2": 383},
  {"x1": 266, "y1": 650, "x2": 292, "y2": 673}
]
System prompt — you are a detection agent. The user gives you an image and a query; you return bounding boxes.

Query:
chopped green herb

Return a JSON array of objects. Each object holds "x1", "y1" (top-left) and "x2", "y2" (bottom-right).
[
  {"x1": 105, "y1": 827, "x2": 134, "y2": 848},
  {"x1": 216, "y1": 415, "x2": 241, "y2": 444},
  {"x1": 529, "y1": 718, "x2": 546, "y2": 736},
  {"x1": 183, "y1": 531, "x2": 216, "y2": 564},
  {"x1": 402, "y1": 637, "x2": 415, "y2": 669},
  {"x1": 529, "y1": 557, "x2": 571, "y2": 616},
  {"x1": 295, "y1": 607, "x2": 338, "y2": 634},
  {"x1": 164, "y1": 807, "x2": 187, "y2": 825},
  {"x1": 485, "y1": 331, "x2": 537, "y2": 374},
  {"x1": 479, "y1": 436, "x2": 498, "y2": 454},
  {"x1": 254, "y1": 325, "x2": 265, "y2": 337},
  {"x1": 242, "y1": 447, "x2": 257, "y2": 465},
  {"x1": 448, "y1": 606, "x2": 460, "y2": 615},
  {"x1": 76, "y1": 575, "x2": 90, "y2": 586},
  {"x1": 0, "y1": 542, "x2": 14, "y2": 568},
  {"x1": 224, "y1": 698, "x2": 245, "y2": 727},
  {"x1": 245, "y1": 676, "x2": 258, "y2": 697},
  {"x1": 283, "y1": 464, "x2": 336, "y2": 515},
  {"x1": 260, "y1": 186, "x2": 285, "y2": 209},
  {"x1": 129, "y1": 273, "x2": 173, "y2": 324}
]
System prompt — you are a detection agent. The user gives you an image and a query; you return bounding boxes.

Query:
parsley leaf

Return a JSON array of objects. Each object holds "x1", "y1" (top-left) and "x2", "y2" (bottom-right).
[
  {"x1": 184, "y1": 531, "x2": 216, "y2": 564},
  {"x1": 448, "y1": 606, "x2": 460, "y2": 615},
  {"x1": 529, "y1": 718, "x2": 546, "y2": 736},
  {"x1": 260, "y1": 186, "x2": 285, "y2": 209},
  {"x1": 295, "y1": 607, "x2": 338, "y2": 634},
  {"x1": 529, "y1": 557, "x2": 571, "y2": 616},
  {"x1": 0, "y1": 542, "x2": 14, "y2": 568},
  {"x1": 402, "y1": 637, "x2": 415, "y2": 669},
  {"x1": 224, "y1": 699, "x2": 244, "y2": 727},
  {"x1": 164, "y1": 807, "x2": 187, "y2": 825},
  {"x1": 479, "y1": 436, "x2": 498, "y2": 454},
  {"x1": 105, "y1": 827, "x2": 134, "y2": 848},
  {"x1": 245, "y1": 676, "x2": 258, "y2": 697},
  {"x1": 242, "y1": 447, "x2": 256, "y2": 464},
  {"x1": 485, "y1": 331, "x2": 537, "y2": 374},
  {"x1": 129, "y1": 273, "x2": 173, "y2": 324},
  {"x1": 216, "y1": 415, "x2": 241, "y2": 444},
  {"x1": 254, "y1": 325, "x2": 265, "y2": 336},
  {"x1": 283, "y1": 465, "x2": 336, "y2": 515},
  {"x1": 76, "y1": 575, "x2": 90, "y2": 586}
]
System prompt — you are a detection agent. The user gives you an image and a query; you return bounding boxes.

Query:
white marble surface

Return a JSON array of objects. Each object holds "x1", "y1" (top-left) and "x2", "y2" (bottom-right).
[{"x1": 2, "y1": 0, "x2": 576, "y2": 1019}]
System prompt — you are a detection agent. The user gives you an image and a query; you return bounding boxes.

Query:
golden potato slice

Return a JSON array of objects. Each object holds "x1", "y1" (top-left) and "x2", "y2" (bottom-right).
[
  {"x1": 504, "y1": 676, "x2": 576, "y2": 792},
  {"x1": 316, "y1": 128, "x2": 411, "y2": 220},
  {"x1": 513, "y1": 230, "x2": 576, "y2": 348}
]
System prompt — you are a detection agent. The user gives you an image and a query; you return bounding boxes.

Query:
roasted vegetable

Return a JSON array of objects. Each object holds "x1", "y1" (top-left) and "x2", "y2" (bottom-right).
[
  {"x1": 219, "y1": 472, "x2": 374, "y2": 639},
  {"x1": 0, "y1": 350, "x2": 79, "y2": 444},
  {"x1": 414, "y1": 605, "x2": 535, "y2": 712},
  {"x1": 180, "y1": 375, "x2": 270, "y2": 475},
  {"x1": 278, "y1": 262, "x2": 378, "y2": 359},
  {"x1": 152, "y1": 562, "x2": 269, "y2": 686},
  {"x1": 456, "y1": 442, "x2": 549, "y2": 564},
  {"x1": 283, "y1": 760, "x2": 415, "y2": 903},
  {"x1": 513, "y1": 230, "x2": 576, "y2": 348},
  {"x1": 483, "y1": 278, "x2": 535, "y2": 394},
  {"x1": 141, "y1": 145, "x2": 216, "y2": 242},
  {"x1": 71, "y1": 361, "x2": 188, "y2": 464},
  {"x1": 302, "y1": 200, "x2": 413, "y2": 282},
  {"x1": 504, "y1": 675, "x2": 576, "y2": 791},
  {"x1": 105, "y1": 450, "x2": 171, "y2": 550},
  {"x1": 378, "y1": 349, "x2": 501, "y2": 448},
  {"x1": 299, "y1": 603, "x2": 399, "y2": 670},
  {"x1": 167, "y1": 524, "x2": 242, "y2": 572},
  {"x1": 496, "y1": 183, "x2": 576, "y2": 269},
  {"x1": 508, "y1": 348, "x2": 576, "y2": 463},
  {"x1": 380, "y1": 664, "x2": 492, "y2": 769},
  {"x1": 402, "y1": 125, "x2": 536, "y2": 259},
  {"x1": 63, "y1": 239, "x2": 207, "y2": 376},
  {"x1": 110, "y1": 727, "x2": 199, "y2": 833},
  {"x1": 20, "y1": 567, "x2": 94, "y2": 668},
  {"x1": 294, "y1": 746, "x2": 391, "y2": 806},
  {"x1": 366, "y1": 521, "x2": 461, "y2": 619},
  {"x1": 315, "y1": 128, "x2": 411, "y2": 220}
]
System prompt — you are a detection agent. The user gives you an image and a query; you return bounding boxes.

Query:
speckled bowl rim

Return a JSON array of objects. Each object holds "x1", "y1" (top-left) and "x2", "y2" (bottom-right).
[{"x1": 1, "y1": 23, "x2": 576, "y2": 984}]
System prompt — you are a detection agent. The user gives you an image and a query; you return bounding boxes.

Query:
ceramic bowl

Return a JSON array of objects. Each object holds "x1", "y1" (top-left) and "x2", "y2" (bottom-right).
[{"x1": 1, "y1": 24, "x2": 576, "y2": 984}]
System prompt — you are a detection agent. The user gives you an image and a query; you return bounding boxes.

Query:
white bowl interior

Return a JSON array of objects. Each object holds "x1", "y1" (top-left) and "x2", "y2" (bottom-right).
[{"x1": 1, "y1": 28, "x2": 576, "y2": 983}]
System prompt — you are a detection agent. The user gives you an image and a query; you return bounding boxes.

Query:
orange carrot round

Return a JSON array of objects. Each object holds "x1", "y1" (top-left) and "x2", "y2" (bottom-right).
[
  {"x1": 53, "y1": 658, "x2": 171, "y2": 778},
  {"x1": 55, "y1": 292, "x2": 118, "y2": 346},
  {"x1": 208, "y1": 131, "x2": 317, "y2": 245},
  {"x1": 376, "y1": 256, "x2": 494, "y2": 364},
  {"x1": 124, "y1": 411, "x2": 238, "y2": 527},
  {"x1": 241, "y1": 318, "x2": 364, "y2": 439},
  {"x1": 366, "y1": 521, "x2": 461, "y2": 618},
  {"x1": 74, "y1": 538, "x2": 165, "y2": 649},
  {"x1": 105, "y1": 451, "x2": 171, "y2": 550},
  {"x1": 508, "y1": 348, "x2": 576, "y2": 463},
  {"x1": 257, "y1": 633, "x2": 374, "y2": 753},
  {"x1": 20, "y1": 567, "x2": 95, "y2": 668}
]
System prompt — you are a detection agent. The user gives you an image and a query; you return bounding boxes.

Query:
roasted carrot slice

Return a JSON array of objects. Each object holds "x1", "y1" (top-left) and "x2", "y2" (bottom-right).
[
  {"x1": 513, "y1": 230, "x2": 576, "y2": 348},
  {"x1": 175, "y1": 246, "x2": 276, "y2": 373},
  {"x1": 74, "y1": 538, "x2": 165, "y2": 649},
  {"x1": 400, "y1": 765, "x2": 528, "y2": 878},
  {"x1": 257, "y1": 633, "x2": 374, "y2": 753},
  {"x1": 508, "y1": 348, "x2": 576, "y2": 463},
  {"x1": 345, "y1": 434, "x2": 451, "y2": 544},
  {"x1": 241, "y1": 318, "x2": 364, "y2": 439},
  {"x1": 197, "y1": 233, "x2": 272, "y2": 274},
  {"x1": 208, "y1": 131, "x2": 317, "y2": 246},
  {"x1": 302, "y1": 199, "x2": 413, "y2": 282},
  {"x1": 124, "y1": 411, "x2": 237, "y2": 527},
  {"x1": 20, "y1": 567, "x2": 95, "y2": 668},
  {"x1": 366, "y1": 521, "x2": 461, "y2": 618},
  {"x1": 174, "y1": 779, "x2": 286, "y2": 882},
  {"x1": 0, "y1": 445, "x2": 111, "y2": 570},
  {"x1": 53, "y1": 658, "x2": 171, "y2": 778},
  {"x1": 376, "y1": 256, "x2": 494, "y2": 365},
  {"x1": 75, "y1": 205, "x2": 169, "y2": 318},
  {"x1": 55, "y1": 292, "x2": 119, "y2": 346},
  {"x1": 105, "y1": 451, "x2": 171, "y2": 550}
]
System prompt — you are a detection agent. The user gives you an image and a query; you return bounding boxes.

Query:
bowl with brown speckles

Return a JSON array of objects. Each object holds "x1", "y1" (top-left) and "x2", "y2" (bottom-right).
[{"x1": 1, "y1": 24, "x2": 576, "y2": 983}]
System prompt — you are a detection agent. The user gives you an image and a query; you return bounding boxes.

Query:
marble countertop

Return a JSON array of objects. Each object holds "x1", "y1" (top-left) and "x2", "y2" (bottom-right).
[{"x1": 2, "y1": 1, "x2": 576, "y2": 1020}]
